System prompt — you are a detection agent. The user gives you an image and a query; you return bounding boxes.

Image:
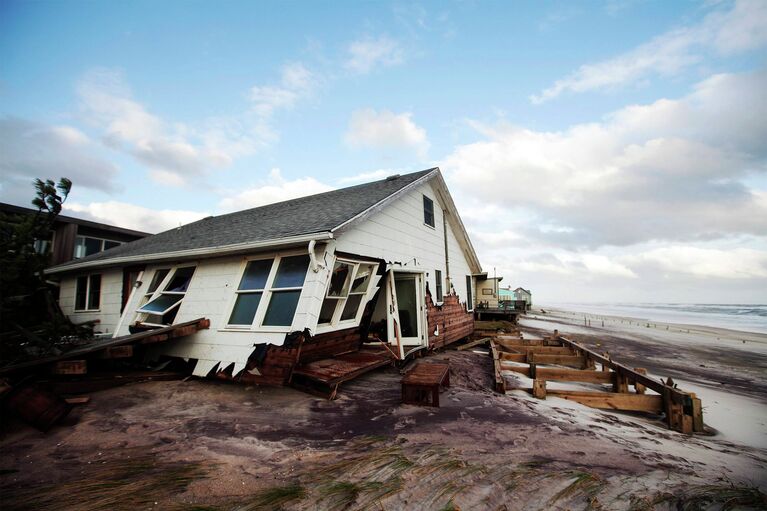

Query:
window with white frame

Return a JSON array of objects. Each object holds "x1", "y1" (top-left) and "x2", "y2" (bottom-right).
[
  {"x1": 226, "y1": 254, "x2": 310, "y2": 329},
  {"x1": 465, "y1": 275, "x2": 474, "y2": 311},
  {"x1": 73, "y1": 235, "x2": 122, "y2": 259},
  {"x1": 136, "y1": 266, "x2": 195, "y2": 325},
  {"x1": 318, "y1": 260, "x2": 377, "y2": 327},
  {"x1": 75, "y1": 274, "x2": 101, "y2": 311}
]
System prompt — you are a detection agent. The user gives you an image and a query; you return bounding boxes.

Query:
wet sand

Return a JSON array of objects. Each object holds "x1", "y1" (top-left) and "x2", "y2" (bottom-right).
[{"x1": 1, "y1": 333, "x2": 766, "y2": 510}]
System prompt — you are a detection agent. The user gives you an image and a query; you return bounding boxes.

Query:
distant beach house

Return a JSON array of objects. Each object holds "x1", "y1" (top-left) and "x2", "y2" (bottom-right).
[
  {"x1": 44, "y1": 168, "x2": 481, "y2": 386},
  {"x1": 512, "y1": 287, "x2": 532, "y2": 310},
  {"x1": 474, "y1": 273, "x2": 503, "y2": 309}
]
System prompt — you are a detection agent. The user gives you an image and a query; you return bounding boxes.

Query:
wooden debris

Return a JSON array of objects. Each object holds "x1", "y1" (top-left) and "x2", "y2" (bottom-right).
[
  {"x1": 52, "y1": 360, "x2": 87, "y2": 375},
  {"x1": 456, "y1": 337, "x2": 491, "y2": 351},
  {"x1": 401, "y1": 362, "x2": 450, "y2": 407}
]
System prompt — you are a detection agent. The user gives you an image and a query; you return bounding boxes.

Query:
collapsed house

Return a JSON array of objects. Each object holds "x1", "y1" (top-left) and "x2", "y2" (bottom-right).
[{"x1": 43, "y1": 168, "x2": 480, "y2": 391}]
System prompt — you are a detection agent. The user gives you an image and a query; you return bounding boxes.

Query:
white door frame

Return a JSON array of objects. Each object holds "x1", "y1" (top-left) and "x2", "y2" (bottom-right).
[{"x1": 386, "y1": 267, "x2": 427, "y2": 359}]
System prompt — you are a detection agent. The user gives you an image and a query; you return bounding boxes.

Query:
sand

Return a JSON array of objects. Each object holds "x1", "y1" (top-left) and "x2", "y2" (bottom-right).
[{"x1": 1, "y1": 313, "x2": 766, "y2": 510}]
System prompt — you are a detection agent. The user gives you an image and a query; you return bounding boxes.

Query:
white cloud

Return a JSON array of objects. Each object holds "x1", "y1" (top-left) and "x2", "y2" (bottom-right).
[
  {"x1": 218, "y1": 168, "x2": 334, "y2": 212},
  {"x1": 445, "y1": 69, "x2": 767, "y2": 249},
  {"x1": 78, "y1": 68, "x2": 269, "y2": 186},
  {"x1": 338, "y1": 169, "x2": 402, "y2": 184},
  {"x1": 622, "y1": 246, "x2": 767, "y2": 279},
  {"x1": 0, "y1": 117, "x2": 119, "y2": 204},
  {"x1": 531, "y1": 0, "x2": 767, "y2": 103},
  {"x1": 249, "y1": 62, "x2": 317, "y2": 117},
  {"x1": 345, "y1": 36, "x2": 404, "y2": 74},
  {"x1": 344, "y1": 109, "x2": 429, "y2": 157},
  {"x1": 65, "y1": 201, "x2": 209, "y2": 234}
]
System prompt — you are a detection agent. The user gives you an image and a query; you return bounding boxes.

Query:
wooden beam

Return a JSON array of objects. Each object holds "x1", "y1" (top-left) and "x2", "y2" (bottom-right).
[
  {"x1": 52, "y1": 360, "x2": 87, "y2": 375},
  {"x1": 456, "y1": 337, "x2": 491, "y2": 351},
  {"x1": 499, "y1": 362, "x2": 530, "y2": 376},
  {"x1": 497, "y1": 345, "x2": 575, "y2": 355},
  {"x1": 490, "y1": 341, "x2": 505, "y2": 393},
  {"x1": 499, "y1": 352, "x2": 527, "y2": 363},
  {"x1": 535, "y1": 367, "x2": 614, "y2": 384},
  {"x1": 558, "y1": 336, "x2": 689, "y2": 405},
  {"x1": 542, "y1": 389, "x2": 664, "y2": 413},
  {"x1": 97, "y1": 346, "x2": 134, "y2": 359},
  {"x1": 528, "y1": 353, "x2": 588, "y2": 369}
]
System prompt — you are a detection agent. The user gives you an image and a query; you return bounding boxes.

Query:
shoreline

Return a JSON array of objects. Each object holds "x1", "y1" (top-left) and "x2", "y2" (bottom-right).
[{"x1": 538, "y1": 302, "x2": 767, "y2": 336}]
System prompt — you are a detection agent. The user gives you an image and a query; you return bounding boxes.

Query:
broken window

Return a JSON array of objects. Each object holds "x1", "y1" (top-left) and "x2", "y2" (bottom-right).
[
  {"x1": 136, "y1": 266, "x2": 195, "y2": 326},
  {"x1": 423, "y1": 195, "x2": 435, "y2": 228},
  {"x1": 226, "y1": 254, "x2": 310, "y2": 329},
  {"x1": 75, "y1": 274, "x2": 101, "y2": 311},
  {"x1": 319, "y1": 260, "x2": 377, "y2": 327},
  {"x1": 435, "y1": 269, "x2": 443, "y2": 302}
]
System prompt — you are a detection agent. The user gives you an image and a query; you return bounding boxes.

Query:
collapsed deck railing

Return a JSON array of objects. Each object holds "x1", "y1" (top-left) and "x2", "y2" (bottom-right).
[{"x1": 489, "y1": 332, "x2": 704, "y2": 434}]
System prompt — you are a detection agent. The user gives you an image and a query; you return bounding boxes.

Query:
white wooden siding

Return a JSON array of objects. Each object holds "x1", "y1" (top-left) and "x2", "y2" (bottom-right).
[
  {"x1": 335, "y1": 181, "x2": 475, "y2": 309},
  {"x1": 59, "y1": 269, "x2": 123, "y2": 335}
]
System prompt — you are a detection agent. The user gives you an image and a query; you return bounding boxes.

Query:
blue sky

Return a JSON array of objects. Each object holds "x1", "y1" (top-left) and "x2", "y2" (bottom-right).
[{"x1": 2, "y1": 0, "x2": 766, "y2": 303}]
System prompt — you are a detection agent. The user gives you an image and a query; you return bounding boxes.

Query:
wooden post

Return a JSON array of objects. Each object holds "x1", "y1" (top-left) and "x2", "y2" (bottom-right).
[
  {"x1": 691, "y1": 394, "x2": 704, "y2": 433},
  {"x1": 634, "y1": 368, "x2": 647, "y2": 394},
  {"x1": 528, "y1": 352, "x2": 536, "y2": 380},
  {"x1": 602, "y1": 352, "x2": 610, "y2": 372},
  {"x1": 613, "y1": 373, "x2": 629, "y2": 393},
  {"x1": 532, "y1": 379, "x2": 546, "y2": 399}
]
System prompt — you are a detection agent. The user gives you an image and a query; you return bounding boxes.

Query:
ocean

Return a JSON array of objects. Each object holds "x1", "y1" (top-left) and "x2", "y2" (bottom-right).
[{"x1": 542, "y1": 303, "x2": 767, "y2": 335}]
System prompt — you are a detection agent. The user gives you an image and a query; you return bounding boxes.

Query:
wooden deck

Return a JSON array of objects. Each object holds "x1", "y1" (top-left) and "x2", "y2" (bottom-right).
[{"x1": 291, "y1": 350, "x2": 395, "y2": 399}]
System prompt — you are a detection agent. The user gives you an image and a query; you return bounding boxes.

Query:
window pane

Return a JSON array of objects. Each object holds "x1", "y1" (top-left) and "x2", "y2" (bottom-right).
[
  {"x1": 228, "y1": 292, "x2": 262, "y2": 325},
  {"x1": 238, "y1": 259, "x2": 273, "y2": 290},
  {"x1": 75, "y1": 276, "x2": 88, "y2": 310},
  {"x1": 88, "y1": 274, "x2": 101, "y2": 309},
  {"x1": 104, "y1": 240, "x2": 120, "y2": 250},
  {"x1": 147, "y1": 269, "x2": 170, "y2": 294},
  {"x1": 138, "y1": 294, "x2": 183, "y2": 314},
  {"x1": 340, "y1": 294, "x2": 363, "y2": 321},
  {"x1": 165, "y1": 266, "x2": 195, "y2": 292},
  {"x1": 272, "y1": 255, "x2": 310, "y2": 288},
  {"x1": 84, "y1": 237, "x2": 102, "y2": 256},
  {"x1": 73, "y1": 237, "x2": 86, "y2": 259},
  {"x1": 327, "y1": 262, "x2": 352, "y2": 297},
  {"x1": 423, "y1": 195, "x2": 435, "y2": 227},
  {"x1": 435, "y1": 270, "x2": 443, "y2": 301},
  {"x1": 262, "y1": 290, "x2": 301, "y2": 326},
  {"x1": 351, "y1": 264, "x2": 375, "y2": 293},
  {"x1": 318, "y1": 298, "x2": 338, "y2": 324}
]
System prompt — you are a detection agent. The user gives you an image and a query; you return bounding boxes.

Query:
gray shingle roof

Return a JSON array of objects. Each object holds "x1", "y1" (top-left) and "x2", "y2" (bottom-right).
[{"x1": 48, "y1": 168, "x2": 437, "y2": 272}]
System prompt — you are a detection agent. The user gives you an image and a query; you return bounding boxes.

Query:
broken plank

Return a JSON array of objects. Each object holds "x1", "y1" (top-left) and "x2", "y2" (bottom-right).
[
  {"x1": 52, "y1": 360, "x2": 87, "y2": 375},
  {"x1": 456, "y1": 337, "x2": 492, "y2": 351},
  {"x1": 535, "y1": 367, "x2": 614, "y2": 384},
  {"x1": 542, "y1": 389, "x2": 664, "y2": 413}
]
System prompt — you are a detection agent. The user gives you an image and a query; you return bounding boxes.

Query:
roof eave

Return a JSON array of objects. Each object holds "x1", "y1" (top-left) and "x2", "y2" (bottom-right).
[{"x1": 44, "y1": 231, "x2": 334, "y2": 275}]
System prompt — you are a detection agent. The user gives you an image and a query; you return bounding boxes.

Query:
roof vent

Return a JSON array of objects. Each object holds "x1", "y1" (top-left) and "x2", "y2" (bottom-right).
[{"x1": 385, "y1": 174, "x2": 401, "y2": 181}]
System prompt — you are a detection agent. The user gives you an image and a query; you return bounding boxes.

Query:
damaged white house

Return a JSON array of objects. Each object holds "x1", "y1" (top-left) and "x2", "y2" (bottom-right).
[{"x1": 46, "y1": 168, "x2": 481, "y2": 388}]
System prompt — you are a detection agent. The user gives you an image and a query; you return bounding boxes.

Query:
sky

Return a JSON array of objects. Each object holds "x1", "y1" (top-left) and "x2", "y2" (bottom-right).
[{"x1": 1, "y1": 0, "x2": 766, "y2": 304}]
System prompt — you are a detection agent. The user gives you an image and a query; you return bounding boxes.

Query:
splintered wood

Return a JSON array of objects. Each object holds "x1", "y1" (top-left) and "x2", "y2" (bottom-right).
[{"x1": 488, "y1": 330, "x2": 705, "y2": 435}]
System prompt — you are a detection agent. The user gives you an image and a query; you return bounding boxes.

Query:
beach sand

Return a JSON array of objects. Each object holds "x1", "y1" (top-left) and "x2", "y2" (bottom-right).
[{"x1": 1, "y1": 313, "x2": 766, "y2": 510}]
